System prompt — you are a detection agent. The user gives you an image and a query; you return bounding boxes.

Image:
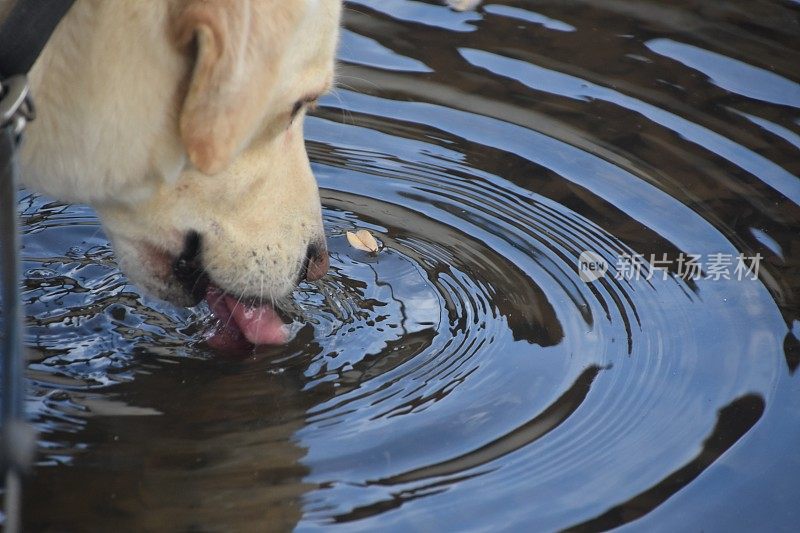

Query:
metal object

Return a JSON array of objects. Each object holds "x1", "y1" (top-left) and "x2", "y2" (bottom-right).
[
  {"x1": 1, "y1": 74, "x2": 36, "y2": 533},
  {"x1": 0, "y1": 3, "x2": 78, "y2": 528},
  {"x1": 0, "y1": 75, "x2": 34, "y2": 135}
]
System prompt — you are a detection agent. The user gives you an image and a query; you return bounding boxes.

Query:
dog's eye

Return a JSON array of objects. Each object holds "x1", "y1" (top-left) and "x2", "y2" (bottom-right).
[
  {"x1": 290, "y1": 98, "x2": 320, "y2": 123},
  {"x1": 291, "y1": 100, "x2": 305, "y2": 120}
]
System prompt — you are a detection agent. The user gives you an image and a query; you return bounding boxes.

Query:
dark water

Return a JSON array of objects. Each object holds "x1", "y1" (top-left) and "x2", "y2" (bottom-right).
[{"x1": 6, "y1": 0, "x2": 800, "y2": 530}]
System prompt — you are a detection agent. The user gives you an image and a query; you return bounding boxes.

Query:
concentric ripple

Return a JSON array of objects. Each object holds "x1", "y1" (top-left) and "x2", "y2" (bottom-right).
[
  {"x1": 13, "y1": 1, "x2": 800, "y2": 531},
  {"x1": 291, "y1": 140, "x2": 785, "y2": 530}
]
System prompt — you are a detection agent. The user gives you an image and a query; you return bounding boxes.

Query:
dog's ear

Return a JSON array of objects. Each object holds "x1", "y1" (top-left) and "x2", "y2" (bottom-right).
[{"x1": 175, "y1": 1, "x2": 284, "y2": 174}]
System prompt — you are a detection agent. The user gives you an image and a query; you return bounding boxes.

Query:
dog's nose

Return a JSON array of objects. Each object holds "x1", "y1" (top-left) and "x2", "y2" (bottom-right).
[
  {"x1": 173, "y1": 231, "x2": 209, "y2": 303},
  {"x1": 303, "y1": 243, "x2": 329, "y2": 281}
]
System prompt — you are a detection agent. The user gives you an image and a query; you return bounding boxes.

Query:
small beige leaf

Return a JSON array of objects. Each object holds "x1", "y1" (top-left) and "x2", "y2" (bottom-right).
[
  {"x1": 346, "y1": 229, "x2": 379, "y2": 254},
  {"x1": 446, "y1": 0, "x2": 481, "y2": 12}
]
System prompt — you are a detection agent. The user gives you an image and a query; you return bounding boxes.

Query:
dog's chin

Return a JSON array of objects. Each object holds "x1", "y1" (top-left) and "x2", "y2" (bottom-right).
[
  {"x1": 138, "y1": 274, "x2": 289, "y2": 350},
  {"x1": 155, "y1": 285, "x2": 201, "y2": 309},
  {"x1": 122, "y1": 269, "x2": 198, "y2": 308},
  {"x1": 114, "y1": 238, "x2": 295, "y2": 349}
]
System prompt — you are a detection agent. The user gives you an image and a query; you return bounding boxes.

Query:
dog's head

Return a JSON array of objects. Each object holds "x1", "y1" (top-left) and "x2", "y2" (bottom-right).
[{"x1": 21, "y1": 0, "x2": 342, "y2": 343}]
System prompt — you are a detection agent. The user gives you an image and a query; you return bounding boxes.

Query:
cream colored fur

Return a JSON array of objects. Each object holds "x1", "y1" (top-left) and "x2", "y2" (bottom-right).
[{"x1": 19, "y1": 0, "x2": 341, "y2": 306}]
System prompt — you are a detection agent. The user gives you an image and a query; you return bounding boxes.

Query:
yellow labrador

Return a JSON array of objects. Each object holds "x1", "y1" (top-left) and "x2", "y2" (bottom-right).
[{"x1": 18, "y1": 0, "x2": 342, "y2": 347}]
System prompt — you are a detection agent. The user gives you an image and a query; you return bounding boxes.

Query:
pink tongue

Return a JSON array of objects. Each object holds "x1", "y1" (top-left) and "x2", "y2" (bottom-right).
[
  {"x1": 205, "y1": 287, "x2": 288, "y2": 347},
  {"x1": 223, "y1": 294, "x2": 288, "y2": 345}
]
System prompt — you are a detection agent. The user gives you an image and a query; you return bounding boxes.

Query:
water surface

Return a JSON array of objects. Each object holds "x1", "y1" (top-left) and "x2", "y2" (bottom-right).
[{"x1": 8, "y1": 0, "x2": 800, "y2": 531}]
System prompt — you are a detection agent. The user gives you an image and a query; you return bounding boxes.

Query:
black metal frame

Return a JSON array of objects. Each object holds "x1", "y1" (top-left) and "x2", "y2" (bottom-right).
[{"x1": 0, "y1": 1, "x2": 77, "y2": 530}]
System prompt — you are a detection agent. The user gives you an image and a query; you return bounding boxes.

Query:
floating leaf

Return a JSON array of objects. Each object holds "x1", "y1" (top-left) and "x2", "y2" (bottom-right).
[
  {"x1": 346, "y1": 230, "x2": 380, "y2": 254},
  {"x1": 446, "y1": 0, "x2": 481, "y2": 11}
]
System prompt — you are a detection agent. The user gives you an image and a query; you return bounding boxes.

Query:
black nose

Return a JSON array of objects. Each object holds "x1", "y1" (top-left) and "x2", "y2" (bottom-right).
[
  {"x1": 302, "y1": 242, "x2": 329, "y2": 282},
  {"x1": 173, "y1": 231, "x2": 208, "y2": 303}
]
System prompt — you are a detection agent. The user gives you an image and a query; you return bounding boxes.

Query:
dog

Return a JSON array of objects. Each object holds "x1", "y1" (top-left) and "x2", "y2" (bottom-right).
[{"x1": 17, "y1": 0, "x2": 342, "y2": 346}]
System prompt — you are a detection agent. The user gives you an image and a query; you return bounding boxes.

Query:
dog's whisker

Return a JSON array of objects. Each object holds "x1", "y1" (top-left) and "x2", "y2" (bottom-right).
[
  {"x1": 336, "y1": 74, "x2": 379, "y2": 90},
  {"x1": 329, "y1": 89, "x2": 356, "y2": 126},
  {"x1": 188, "y1": 265, "x2": 212, "y2": 301},
  {"x1": 221, "y1": 286, "x2": 246, "y2": 331},
  {"x1": 255, "y1": 274, "x2": 265, "y2": 342},
  {"x1": 86, "y1": 226, "x2": 105, "y2": 243}
]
